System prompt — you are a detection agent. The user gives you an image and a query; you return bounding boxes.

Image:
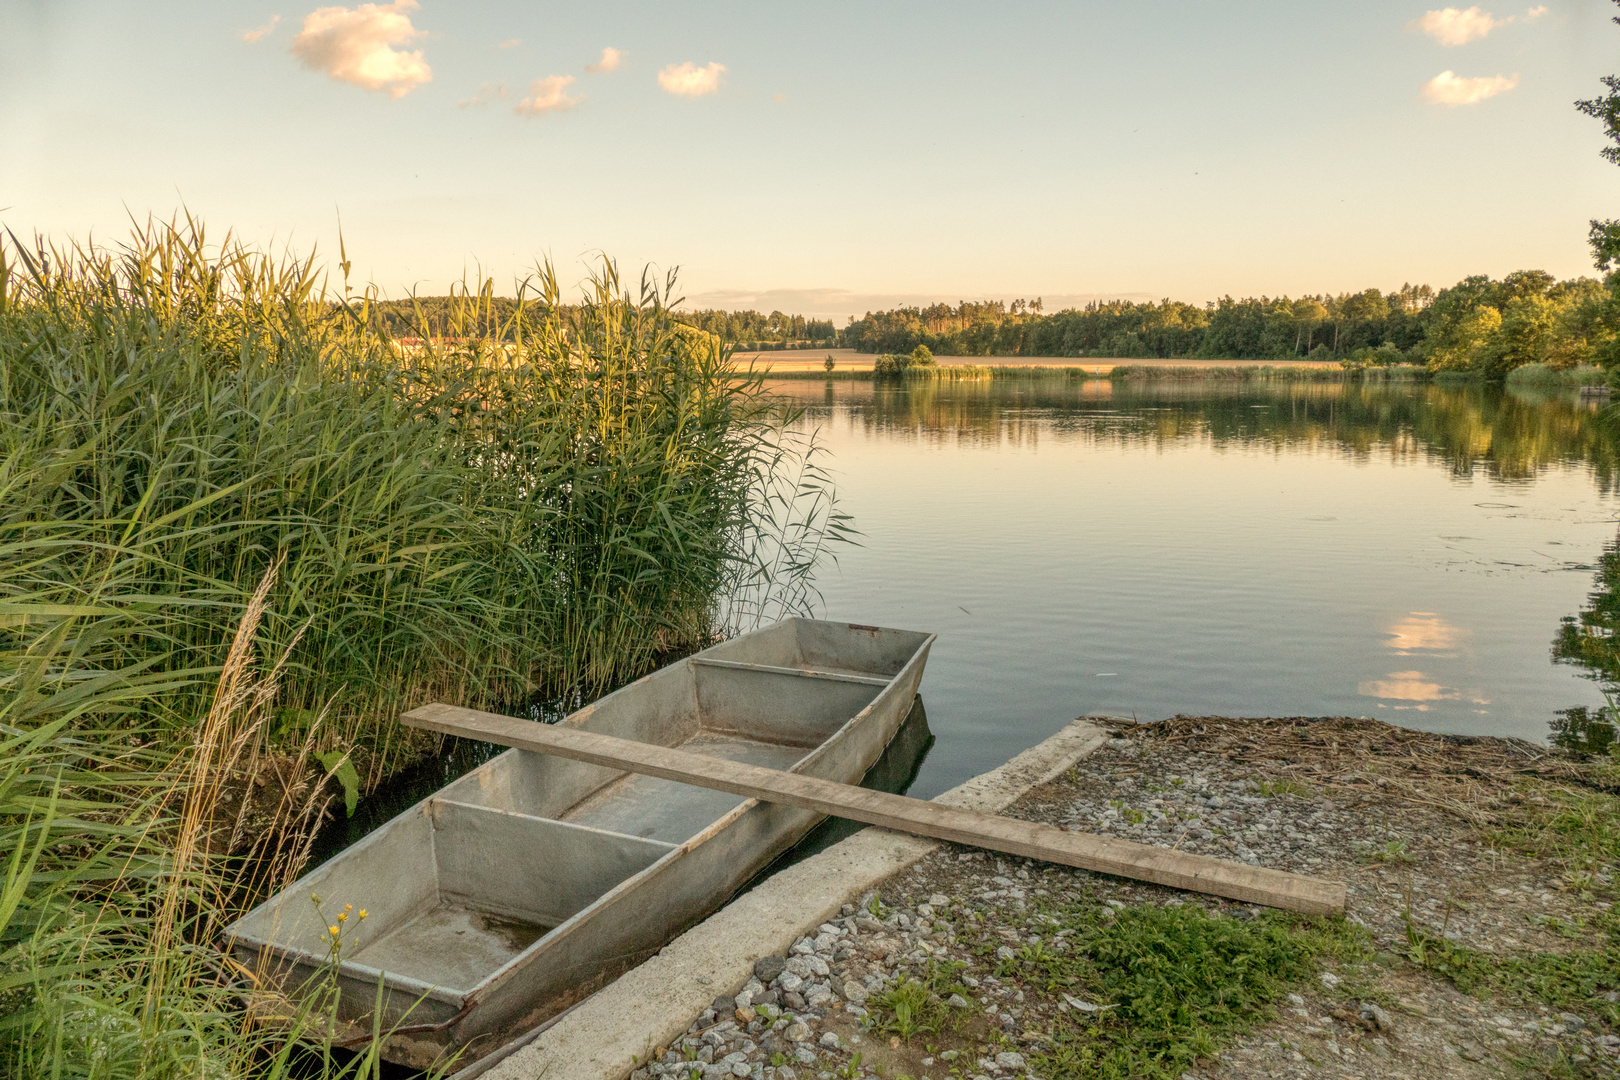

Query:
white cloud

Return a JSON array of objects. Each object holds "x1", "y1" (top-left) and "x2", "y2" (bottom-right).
[
  {"x1": 1409, "y1": 6, "x2": 1508, "y2": 45},
  {"x1": 242, "y1": 15, "x2": 281, "y2": 43},
  {"x1": 657, "y1": 61, "x2": 725, "y2": 98},
  {"x1": 497, "y1": 38, "x2": 521, "y2": 50},
  {"x1": 586, "y1": 47, "x2": 623, "y2": 73},
  {"x1": 290, "y1": 0, "x2": 431, "y2": 99},
  {"x1": 513, "y1": 75, "x2": 580, "y2": 116},
  {"x1": 458, "y1": 81, "x2": 507, "y2": 109},
  {"x1": 1524, "y1": 4, "x2": 1547, "y2": 19},
  {"x1": 1422, "y1": 69, "x2": 1520, "y2": 105}
]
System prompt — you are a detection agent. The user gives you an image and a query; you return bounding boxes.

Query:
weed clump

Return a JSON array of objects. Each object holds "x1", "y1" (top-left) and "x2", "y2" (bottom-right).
[{"x1": 1021, "y1": 903, "x2": 1356, "y2": 1080}]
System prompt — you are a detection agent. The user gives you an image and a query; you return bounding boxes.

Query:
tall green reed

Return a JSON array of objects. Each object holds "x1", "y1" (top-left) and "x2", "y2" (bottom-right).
[
  {"x1": 1, "y1": 216, "x2": 847, "y2": 1078},
  {"x1": 0, "y1": 219, "x2": 842, "y2": 779},
  {"x1": 0, "y1": 555, "x2": 435, "y2": 1080}
]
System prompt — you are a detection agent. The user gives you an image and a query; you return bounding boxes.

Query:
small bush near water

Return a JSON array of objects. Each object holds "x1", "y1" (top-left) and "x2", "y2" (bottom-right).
[{"x1": 0, "y1": 220, "x2": 847, "y2": 1077}]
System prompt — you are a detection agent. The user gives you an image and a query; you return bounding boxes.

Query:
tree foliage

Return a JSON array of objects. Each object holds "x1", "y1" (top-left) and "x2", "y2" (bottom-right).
[
  {"x1": 843, "y1": 276, "x2": 1617, "y2": 377},
  {"x1": 1578, "y1": 1, "x2": 1620, "y2": 270}
]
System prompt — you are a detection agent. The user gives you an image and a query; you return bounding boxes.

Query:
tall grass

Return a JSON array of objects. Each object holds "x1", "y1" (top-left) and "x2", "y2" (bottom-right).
[
  {"x1": 0, "y1": 220, "x2": 843, "y2": 781},
  {"x1": 0, "y1": 557, "x2": 428, "y2": 1079}
]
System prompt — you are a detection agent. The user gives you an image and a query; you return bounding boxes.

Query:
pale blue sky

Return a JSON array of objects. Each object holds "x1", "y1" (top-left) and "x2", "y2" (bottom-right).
[{"x1": 2, "y1": 1, "x2": 1615, "y2": 320}]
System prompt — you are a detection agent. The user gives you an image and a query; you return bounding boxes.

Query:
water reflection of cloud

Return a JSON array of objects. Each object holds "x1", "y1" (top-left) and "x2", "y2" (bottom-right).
[
  {"x1": 1358, "y1": 670, "x2": 1454, "y2": 710},
  {"x1": 1386, "y1": 612, "x2": 1468, "y2": 655},
  {"x1": 1358, "y1": 669, "x2": 1491, "y2": 712}
]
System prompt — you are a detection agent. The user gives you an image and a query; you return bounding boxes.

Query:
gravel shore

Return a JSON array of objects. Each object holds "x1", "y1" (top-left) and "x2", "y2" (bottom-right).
[{"x1": 632, "y1": 716, "x2": 1619, "y2": 1080}]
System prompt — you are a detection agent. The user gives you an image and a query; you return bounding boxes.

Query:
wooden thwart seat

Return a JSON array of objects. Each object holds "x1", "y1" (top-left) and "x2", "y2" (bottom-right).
[
  {"x1": 688, "y1": 656, "x2": 893, "y2": 686},
  {"x1": 402, "y1": 704, "x2": 1347, "y2": 917}
]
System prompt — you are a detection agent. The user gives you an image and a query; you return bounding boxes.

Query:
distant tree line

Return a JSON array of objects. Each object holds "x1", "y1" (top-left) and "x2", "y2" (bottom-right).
[
  {"x1": 840, "y1": 275, "x2": 1620, "y2": 376},
  {"x1": 355, "y1": 296, "x2": 836, "y2": 350},
  {"x1": 344, "y1": 272, "x2": 1620, "y2": 380},
  {"x1": 673, "y1": 308, "x2": 837, "y2": 348}
]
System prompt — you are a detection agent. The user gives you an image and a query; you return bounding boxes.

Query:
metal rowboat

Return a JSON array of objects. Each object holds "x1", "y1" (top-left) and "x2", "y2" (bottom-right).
[{"x1": 224, "y1": 618, "x2": 934, "y2": 1068}]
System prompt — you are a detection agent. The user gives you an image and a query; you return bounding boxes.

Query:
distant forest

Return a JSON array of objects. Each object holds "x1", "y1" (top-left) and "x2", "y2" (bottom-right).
[
  {"x1": 358, "y1": 295, "x2": 835, "y2": 349},
  {"x1": 352, "y1": 268, "x2": 1619, "y2": 377},
  {"x1": 842, "y1": 271, "x2": 1620, "y2": 376}
]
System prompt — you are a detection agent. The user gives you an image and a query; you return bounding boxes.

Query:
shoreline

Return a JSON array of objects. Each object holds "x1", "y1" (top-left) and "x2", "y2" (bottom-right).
[
  {"x1": 485, "y1": 715, "x2": 1620, "y2": 1080},
  {"x1": 737, "y1": 349, "x2": 1345, "y2": 376}
]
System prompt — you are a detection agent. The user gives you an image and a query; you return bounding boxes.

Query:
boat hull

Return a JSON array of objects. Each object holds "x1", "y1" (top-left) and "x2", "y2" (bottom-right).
[{"x1": 224, "y1": 618, "x2": 933, "y2": 1068}]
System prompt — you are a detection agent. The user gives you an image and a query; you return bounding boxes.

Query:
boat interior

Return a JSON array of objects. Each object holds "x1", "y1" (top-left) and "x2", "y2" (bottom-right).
[{"x1": 229, "y1": 619, "x2": 931, "y2": 995}]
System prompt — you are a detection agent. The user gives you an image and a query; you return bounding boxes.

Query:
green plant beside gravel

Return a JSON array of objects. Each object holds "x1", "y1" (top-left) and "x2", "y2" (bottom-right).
[
  {"x1": 1402, "y1": 762, "x2": 1620, "y2": 1033},
  {"x1": 1016, "y1": 901, "x2": 1361, "y2": 1080},
  {"x1": 865, "y1": 960, "x2": 976, "y2": 1041}
]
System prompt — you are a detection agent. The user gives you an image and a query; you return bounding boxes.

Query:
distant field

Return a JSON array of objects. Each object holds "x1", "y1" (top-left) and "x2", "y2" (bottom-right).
[{"x1": 736, "y1": 348, "x2": 1342, "y2": 374}]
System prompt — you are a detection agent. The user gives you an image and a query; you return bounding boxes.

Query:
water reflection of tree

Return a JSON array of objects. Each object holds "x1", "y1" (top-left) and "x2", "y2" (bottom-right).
[
  {"x1": 1553, "y1": 535, "x2": 1620, "y2": 754},
  {"x1": 783, "y1": 380, "x2": 1620, "y2": 490}
]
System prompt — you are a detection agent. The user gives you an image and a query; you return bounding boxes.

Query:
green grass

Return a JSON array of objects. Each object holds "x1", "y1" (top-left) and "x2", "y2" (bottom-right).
[
  {"x1": 1396, "y1": 761, "x2": 1620, "y2": 1056},
  {"x1": 864, "y1": 960, "x2": 977, "y2": 1041},
  {"x1": 855, "y1": 899, "x2": 1361, "y2": 1080},
  {"x1": 1403, "y1": 915, "x2": 1620, "y2": 1027},
  {"x1": 1016, "y1": 903, "x2": 1360, "y2": 1080}
]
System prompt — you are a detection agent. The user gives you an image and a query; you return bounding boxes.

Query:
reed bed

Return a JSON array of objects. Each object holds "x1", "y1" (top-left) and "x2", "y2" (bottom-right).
[
  {"x1": 0, "y1": 220, "x2": 841, "y2": 781},
  {"x1": 1109, "y1": 363, "x2": 1360, "y2": 382},
  {"x1": 0, "y1": 219, "x2": 847, "y2": 1078},
  {"x1": 1504, "y1": 362, "x2": 1607, "y2": 388}
]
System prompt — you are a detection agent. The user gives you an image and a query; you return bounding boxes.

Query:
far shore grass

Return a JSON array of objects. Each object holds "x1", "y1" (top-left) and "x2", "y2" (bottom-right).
[{"x1": 757, "y1": 362, "x2": 1435, "y2": 382}]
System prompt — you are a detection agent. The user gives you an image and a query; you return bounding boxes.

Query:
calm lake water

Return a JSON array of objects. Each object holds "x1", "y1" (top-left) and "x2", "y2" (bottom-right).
[
  {"x1": 767, "y1": 376, "x2": 1620, "y2": 799},
  {"x1": 317, "y1": 377, "x2": 1620, "y2": 862}
]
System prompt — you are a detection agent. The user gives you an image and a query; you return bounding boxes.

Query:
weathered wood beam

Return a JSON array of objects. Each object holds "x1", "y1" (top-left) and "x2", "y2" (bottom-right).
[{"x1": 401, "y1": 703, "x2": 1347, "y2": 916}]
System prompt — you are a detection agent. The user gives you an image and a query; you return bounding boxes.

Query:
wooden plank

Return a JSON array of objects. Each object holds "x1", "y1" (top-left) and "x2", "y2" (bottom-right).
[
  {"x1": 401, "y1": 703, "x2": 1347, "y2": 916},
  {"x1": 688, "y1": 657, "x2": 892, "y2": 687}
]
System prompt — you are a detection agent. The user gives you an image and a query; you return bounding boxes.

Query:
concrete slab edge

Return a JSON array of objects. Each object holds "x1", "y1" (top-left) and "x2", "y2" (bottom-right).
[{"x1": 481, "y1": 717, "x2": 1115, "y2": 1080}]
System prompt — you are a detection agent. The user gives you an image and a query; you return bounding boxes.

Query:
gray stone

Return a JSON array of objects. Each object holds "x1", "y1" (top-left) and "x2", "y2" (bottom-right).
[
  {"x1": 712, "y1": 995, "x2": 736, "y2": 1014},
  {"x1": 841, "y1": 981, "x2": 868, "y2": 1005},
  {"x1": 783, "y1": 1021, "x2": 811, "y2": 1042},
  {"x1": 995, "y1": 1051, "x2": 1026, "y2": 1069},
  {"x1": 818, "y1": 1032, "x2": 840, "y2": 1049},
  {"x1": 947, "y1": 993, "x2": 970, "y2": 1008},
  {"x1": 754, "y1": 956, "x2": 787, "y2": 984},
  {"x1": 1360, "y1": 1002, "x2": 1393, "y2": 1032}
]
